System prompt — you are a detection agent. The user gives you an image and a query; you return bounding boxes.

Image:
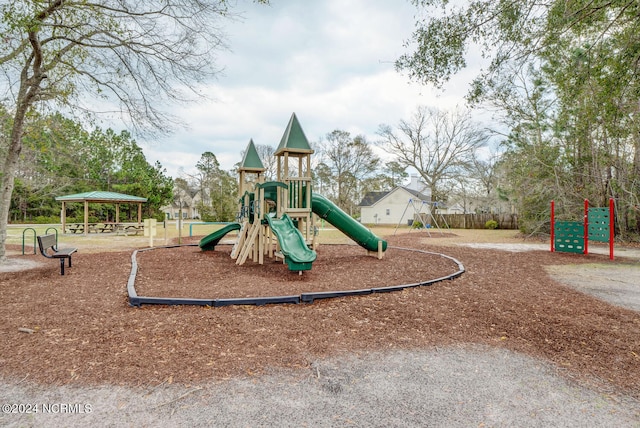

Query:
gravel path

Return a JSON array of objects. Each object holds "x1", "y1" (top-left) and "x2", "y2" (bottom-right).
[{"x1": 2, "y1": 345, "x2": 639, "y2": 427}]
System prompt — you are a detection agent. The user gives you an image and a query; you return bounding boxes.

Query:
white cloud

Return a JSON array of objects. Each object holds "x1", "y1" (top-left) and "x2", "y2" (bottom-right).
[{"x1": 138, "y1": 0, "x2": 477, "y2": 178}]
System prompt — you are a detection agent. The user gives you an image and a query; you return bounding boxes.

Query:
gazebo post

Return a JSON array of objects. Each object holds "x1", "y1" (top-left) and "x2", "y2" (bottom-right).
[
  {"x1": 84, "y1": 200, "x2": 89, "y2": 236},
  {"x1": 137, "y1": 203, "x2": 142, "y2": 224},
  {"x1": 61, "y1": 202, "x2": 66, "y2": 234},
  {"x1": 116, "y1": 204, "x2": 120, "y2": 223}
]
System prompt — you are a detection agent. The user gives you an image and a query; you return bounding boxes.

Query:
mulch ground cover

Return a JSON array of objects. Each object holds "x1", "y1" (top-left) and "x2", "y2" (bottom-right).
[{"x1": 1, "y1": 233, "x2": 639, "y2": 399}]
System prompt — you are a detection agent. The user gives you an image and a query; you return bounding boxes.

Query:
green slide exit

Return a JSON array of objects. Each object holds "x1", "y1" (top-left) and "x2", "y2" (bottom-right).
[
  {"x1": 198, "y1": 223, "x2": 242, "y2": 251},
  {"x1": 312, "y1": 193, "x2": 387, "y2": 252},
  {"x1": 265, "y1": 214, "x2": 317, "y2": 271}
]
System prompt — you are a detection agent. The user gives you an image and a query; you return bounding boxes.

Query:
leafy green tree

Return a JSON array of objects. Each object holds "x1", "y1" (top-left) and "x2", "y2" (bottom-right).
[
  {"x1": 0, "y1": 0, "x2": 268, "y2": 261},
  {"x1": 143, "y1": 161, "x2": 174, "y2": 221},
  {"x1": 10, "y1": 112, "x2": 91, "y2": 220},
  {"x1": 397, "y1": 1, "x2": 640, "y2": 100},
  {"x1": 400, "y1": 1, "x2": 640, "y2": 238},
  {"x1": 191, "y1": 152, "x2": 237, "y2": 221},
  {"x1": 548, "y1": 40, "x2": 639, "y2": 215},
  {"x1": 8, "y1": 112, "x2": 172, "y2": 223}
]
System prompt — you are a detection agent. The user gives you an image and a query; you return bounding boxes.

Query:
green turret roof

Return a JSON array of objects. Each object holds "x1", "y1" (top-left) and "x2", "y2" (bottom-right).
[
  {"x1": 239, "y1": 139, "x2": 265, "y2": 171},
  {"x1": 275, "y1": 112, "x2": 314, "y2": 155}
]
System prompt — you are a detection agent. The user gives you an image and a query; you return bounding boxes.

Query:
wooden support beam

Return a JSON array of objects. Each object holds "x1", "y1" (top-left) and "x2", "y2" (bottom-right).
[{"x1": 367, "y1": 240, "x2": 385, "y2": 260}]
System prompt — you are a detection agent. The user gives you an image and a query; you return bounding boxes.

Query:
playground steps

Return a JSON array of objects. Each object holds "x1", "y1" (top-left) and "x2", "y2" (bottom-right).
[
  {"x1": 230, "y1": 221, "x2": 248, "y2": 259},
  {"x1": 236, "y1": 221, "x2": 261, "y2": 265}
]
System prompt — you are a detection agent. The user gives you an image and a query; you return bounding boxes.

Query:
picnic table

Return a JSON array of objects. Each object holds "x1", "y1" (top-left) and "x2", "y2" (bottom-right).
[
  {"x1": 65, "y1": 222, "x2": 143, "y2": 235},
  {"x1": 66, "y1": 223, "x2": 98, "y2": 234},
  {"x1": 66, "y1": 222, "x2": 123, "y2": 234},
  {"x1": 115, "y1": 223, "x2": 144, "y2": 236},
  {"x1": 96, "y1": 222, "x2": 118, "y2": 233}
]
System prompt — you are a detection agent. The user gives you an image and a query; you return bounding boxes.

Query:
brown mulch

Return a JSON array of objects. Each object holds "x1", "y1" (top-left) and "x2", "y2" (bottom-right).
[
  {"x1": 1, "y1": 234, "x2": 639, "y2": 399},
  {"x1": 134, "y1": 244, "x2": 460, "y2": 300}
]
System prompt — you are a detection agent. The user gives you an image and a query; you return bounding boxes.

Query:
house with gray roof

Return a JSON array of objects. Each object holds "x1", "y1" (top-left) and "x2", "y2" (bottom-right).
[{"x1": 359, "y1": 175, "x2": 432, "y2": 226}]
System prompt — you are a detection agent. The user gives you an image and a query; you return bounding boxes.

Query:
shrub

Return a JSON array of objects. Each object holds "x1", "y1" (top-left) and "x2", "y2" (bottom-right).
[
  {"x1": 485, "y1": 219, "x2": 499, "y2": 229},
  {"x1": 34, "y1": 216, "x2": 59, "y2": 224}
]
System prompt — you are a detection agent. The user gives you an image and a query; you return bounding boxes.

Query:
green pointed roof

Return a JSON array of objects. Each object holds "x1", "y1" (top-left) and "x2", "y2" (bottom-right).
[
  {"x1": 239, "y1": 139, "x2": 265, "y2": 172},
  {"x1": 275, "y1": 112, "x2": 314, "y2": 155}
]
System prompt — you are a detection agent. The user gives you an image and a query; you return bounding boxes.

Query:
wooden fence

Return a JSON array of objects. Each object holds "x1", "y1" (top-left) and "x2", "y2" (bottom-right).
[{"x1": 415, "y1": 213, "x2": 519, "y2": 230}]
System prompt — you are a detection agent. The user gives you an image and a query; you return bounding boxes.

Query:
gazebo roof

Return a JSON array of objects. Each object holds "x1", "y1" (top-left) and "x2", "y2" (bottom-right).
[{"x1": 55, "y1": 191, "x2": 147, "y2": 203}]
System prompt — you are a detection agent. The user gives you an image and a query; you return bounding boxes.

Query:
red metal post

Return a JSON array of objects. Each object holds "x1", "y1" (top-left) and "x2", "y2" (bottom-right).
[
  {"x1": 584, "y1": 199, "x2": 589, "y2": 255},
  {"x1": 550, "y1": 200, "x2": 555, "y2": 252}
]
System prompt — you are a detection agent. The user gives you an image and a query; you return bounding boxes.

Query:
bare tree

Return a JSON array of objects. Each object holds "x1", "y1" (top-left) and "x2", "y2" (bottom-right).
[
  {"x1": 377, "y1": 106, "x2": 489, "y2": 202},
  {"x1": 318, "y1": 130, "x2": 380, "y2": 212},
  {"x1": 255, "y1": 144, "x2": 277, "y2": 181},
  {"x1": 469, "y1": 150, "x2": 502, "y2": 198},
  {"x1": 0, "y1": 0, "x2": 267, "y2": 261}
]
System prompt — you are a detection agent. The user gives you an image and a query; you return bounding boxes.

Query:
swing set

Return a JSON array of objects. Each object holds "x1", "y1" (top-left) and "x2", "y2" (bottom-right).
[{"x1": 393, "y1": 198, "x2": 450, "y2": 236}]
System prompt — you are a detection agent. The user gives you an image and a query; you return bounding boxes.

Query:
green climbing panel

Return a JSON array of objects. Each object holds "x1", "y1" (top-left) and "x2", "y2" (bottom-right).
[
  {"x1": 554, "y1": 221, "x2": 585, "y2": 253},
  {"x1": 588, "y1": 208, "x2": 610, "y2": 243}
]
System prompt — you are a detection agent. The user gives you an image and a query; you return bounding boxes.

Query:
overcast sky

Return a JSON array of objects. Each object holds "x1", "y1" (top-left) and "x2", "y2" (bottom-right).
[{"x1": 140, "y1": 0, "x2": 477, "y2": 178}]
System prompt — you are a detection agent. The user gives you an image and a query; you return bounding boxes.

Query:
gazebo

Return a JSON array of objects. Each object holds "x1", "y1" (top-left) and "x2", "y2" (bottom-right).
[{"x1": 56, "y1": 191, "x2": 148, "y2": 236}]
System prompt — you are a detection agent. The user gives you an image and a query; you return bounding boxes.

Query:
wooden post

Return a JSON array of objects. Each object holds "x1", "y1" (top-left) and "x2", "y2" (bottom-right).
[
  {"x1": 266, "y1": 224, "x2": 273, "y2": 258},
  {"x1": 366, "y1": 240, "x2": 385, "y2": 259},
  {"x1": 298, "y1": 156, "x2": 303, "y2": 208},
  {"x1": 284, "y1": 152, "x2": 289, "y2": 183},
  {"x1": 258, "y1": 187, "x2": 265, "y2": 264},
  {"x1": 84, "y1": 200, "x2": 89, "y2": 236},
  {"x1": 277, "y1": 155, "x2": 282, "y2": 182},
  {"x1": 61, "y1": 202, "x2": 66, "y2": 234}
]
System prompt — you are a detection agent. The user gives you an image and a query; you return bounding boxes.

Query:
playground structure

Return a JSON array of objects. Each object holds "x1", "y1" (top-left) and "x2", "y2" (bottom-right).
[
  {"x1": 126, "y1": 113, "x2": 465, "y2": 307},
  {"x1": 198, "y1": 113, "x2": 387, "y2": 273},
  {"x1": 550, "y1": 198, "x2": 615, "y2": 260}
]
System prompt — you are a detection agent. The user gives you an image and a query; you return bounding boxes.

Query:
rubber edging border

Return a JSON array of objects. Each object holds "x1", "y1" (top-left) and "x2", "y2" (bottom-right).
[{"x1": 127, "y1": 245, "x2": 464, "y2": 307}]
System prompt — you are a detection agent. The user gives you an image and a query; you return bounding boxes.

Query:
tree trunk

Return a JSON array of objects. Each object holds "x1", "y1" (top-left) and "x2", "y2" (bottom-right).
[
  {"x1": 0, "y1": 117, "x2": 26, "y2": 261},
  {"x1": 0, "y1": 71, "x2": 41, "y2": 261},
  {"x1": 634, "y1": 130, "x2": 640, "y2": 178}
]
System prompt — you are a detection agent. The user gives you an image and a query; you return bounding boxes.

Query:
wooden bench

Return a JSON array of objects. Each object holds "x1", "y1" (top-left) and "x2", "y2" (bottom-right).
[{"x1": 37, "y1": 234, "x2": 78, "y2": 275}]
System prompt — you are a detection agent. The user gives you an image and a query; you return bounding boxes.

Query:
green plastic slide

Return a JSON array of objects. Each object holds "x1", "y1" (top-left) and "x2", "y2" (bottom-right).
[
  {"x1": 312, "y1": 193, "x2": 387, "y2": 252},
  {"x1": 198, "y1": 223, "x2": 242, "y2": 251},
  {"x1": 265, "y1": 214, "x2": 317, "y2": 271}
]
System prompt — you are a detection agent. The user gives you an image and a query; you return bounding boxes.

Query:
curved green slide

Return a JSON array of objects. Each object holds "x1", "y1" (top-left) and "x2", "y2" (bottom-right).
[
  {"x1": 312, "y1": 193, "x2": 387, "y2": 252},
  {"x1": 199, "y1": 223, "x2": 242, "y2": 251},
  {"x1": 265, "y1": 214, "x2": 317, "y2": 271}
]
